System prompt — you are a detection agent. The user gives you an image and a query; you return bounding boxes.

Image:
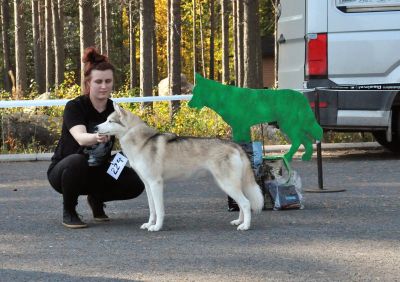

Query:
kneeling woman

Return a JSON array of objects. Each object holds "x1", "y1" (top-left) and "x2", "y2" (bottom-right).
[{"x1": 47, "y1": 47, "x2": 145, "y2": 228}]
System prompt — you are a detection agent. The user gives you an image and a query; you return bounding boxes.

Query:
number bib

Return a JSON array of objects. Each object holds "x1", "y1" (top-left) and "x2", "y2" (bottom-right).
[{"x1": 107, "y1": 152, "x2": 128, "y2": 180}]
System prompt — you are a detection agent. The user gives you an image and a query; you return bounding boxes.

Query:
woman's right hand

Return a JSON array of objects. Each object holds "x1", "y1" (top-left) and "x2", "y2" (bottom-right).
[{"x1": 70, "y1": 125, "x2": 110, "y2": 146}]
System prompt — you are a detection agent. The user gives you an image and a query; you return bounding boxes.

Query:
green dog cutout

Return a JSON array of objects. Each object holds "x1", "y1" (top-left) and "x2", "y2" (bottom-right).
[{"x1": 188, "y1": 74, "x2": 323, "y2": 161}]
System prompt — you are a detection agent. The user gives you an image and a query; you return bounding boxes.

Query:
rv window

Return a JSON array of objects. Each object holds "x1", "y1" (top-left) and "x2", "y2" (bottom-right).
[{"x1": 336, "y1": 0, "x2": 400, "y2": 12}]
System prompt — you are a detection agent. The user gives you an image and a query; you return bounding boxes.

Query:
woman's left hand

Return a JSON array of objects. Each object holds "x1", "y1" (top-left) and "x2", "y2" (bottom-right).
[{"x1": 96, "y1": 133, "x2": 110, "y2": 143}]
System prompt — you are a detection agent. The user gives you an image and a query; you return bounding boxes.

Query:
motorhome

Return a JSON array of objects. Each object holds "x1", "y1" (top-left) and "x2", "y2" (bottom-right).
[{"x1": 277, "y1": 0, "x2": 400, "y2": 152}]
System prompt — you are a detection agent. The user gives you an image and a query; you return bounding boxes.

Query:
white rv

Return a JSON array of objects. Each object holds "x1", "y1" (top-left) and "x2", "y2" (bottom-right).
[{"x1": 277, "y1": 0, "x2": 400, "y2": 152}]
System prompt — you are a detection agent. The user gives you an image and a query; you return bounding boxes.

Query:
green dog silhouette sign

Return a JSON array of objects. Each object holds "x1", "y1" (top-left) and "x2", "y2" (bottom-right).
[{"x1": 188, "y1": 74, "x2": 323, "y2": 161}]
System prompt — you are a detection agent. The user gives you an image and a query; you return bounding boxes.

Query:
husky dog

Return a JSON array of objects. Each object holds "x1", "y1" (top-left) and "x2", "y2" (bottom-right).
[{"x1": 96, "y1": 103, "x2": 264, "y2": 231}]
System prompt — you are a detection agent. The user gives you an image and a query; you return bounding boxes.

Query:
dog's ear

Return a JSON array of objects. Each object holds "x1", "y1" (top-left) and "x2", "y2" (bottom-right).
[{"x1": 113, "y1": 102, "x2": 126, "y2": 117}]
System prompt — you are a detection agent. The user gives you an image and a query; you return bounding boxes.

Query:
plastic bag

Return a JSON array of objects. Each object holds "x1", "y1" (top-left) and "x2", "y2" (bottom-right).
[
  {"x1": 269, "y1": 171, "x2": 304, "y2": 210},
  {"x1": 262, "y1": 157, "x2": 304, "y2": 210}
]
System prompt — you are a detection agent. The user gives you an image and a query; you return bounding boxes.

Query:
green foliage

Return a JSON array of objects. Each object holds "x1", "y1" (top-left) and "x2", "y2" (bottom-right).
[
  {"x1": 119, "y1": 100, "x2": 231, "y2": 138},
  {"x1": 324, "y1": 131, "x2": 374, "y2": 143},
  {"x1": 0, "y1": 83, "x2": 376, "y2": 154}
]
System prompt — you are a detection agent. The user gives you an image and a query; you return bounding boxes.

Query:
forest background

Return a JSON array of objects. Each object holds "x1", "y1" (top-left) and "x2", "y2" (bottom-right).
[
  {"x1": 0, "y1": 0, "x2": 275, "y2": 97},
  {"x1": 0, "y1": 0, "x2": 372, "y2": 153}
]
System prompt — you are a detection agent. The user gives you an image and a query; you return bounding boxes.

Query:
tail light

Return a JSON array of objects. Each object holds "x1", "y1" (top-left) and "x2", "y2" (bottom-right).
[
  {"x1": 310, "y1": 101, "x2": 328, "y2": 108},
  {"x1": 306, "y1": 33, "x2": 328, "y2": 78}
]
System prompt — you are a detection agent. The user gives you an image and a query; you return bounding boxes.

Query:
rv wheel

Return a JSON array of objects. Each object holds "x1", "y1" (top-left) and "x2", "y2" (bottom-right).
[{"x1": 373, "y1": 108, "x2": 400, "y2": 153}]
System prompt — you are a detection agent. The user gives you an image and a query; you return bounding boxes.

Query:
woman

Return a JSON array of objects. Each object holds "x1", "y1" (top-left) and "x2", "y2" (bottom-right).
[{"x1": 47, "y1": 47, "x2": 145, "y2": 228}]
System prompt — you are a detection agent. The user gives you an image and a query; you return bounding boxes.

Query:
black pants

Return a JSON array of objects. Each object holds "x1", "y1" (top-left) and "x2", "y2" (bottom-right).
[{"x1": 47, "y1": 154, "x2": 145, "y2": 208}]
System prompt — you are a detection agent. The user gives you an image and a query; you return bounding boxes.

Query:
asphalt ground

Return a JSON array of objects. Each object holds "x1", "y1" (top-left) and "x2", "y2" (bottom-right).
[{"x1": 1, "y1": 147, "x2": 399, "y2": 281}]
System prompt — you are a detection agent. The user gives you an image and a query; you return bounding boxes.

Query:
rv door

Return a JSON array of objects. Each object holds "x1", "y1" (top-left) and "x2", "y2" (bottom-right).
[{"x1": 277, "y1": 0, "x2": 306, "y2": 89}]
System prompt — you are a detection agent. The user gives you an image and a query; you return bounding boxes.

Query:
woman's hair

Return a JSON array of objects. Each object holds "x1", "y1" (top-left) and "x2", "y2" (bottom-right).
[{"x1": 82, "y1": 47, "x2": 115, "y2": 94}]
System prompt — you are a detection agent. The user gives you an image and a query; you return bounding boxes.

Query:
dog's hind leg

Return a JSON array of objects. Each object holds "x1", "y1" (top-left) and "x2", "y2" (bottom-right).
[
  {"x1": 210, "y1": 163, "x2": 251, "y2": 230},
  {"x1": 223, "y1": 184, "x2": 251, "y2": 231},
  {"x1": 146, "y1": 179, "x2": 165, "y2": 232},
  {"x1": 140, "y1": 181, "x2": 157, "y2": 230},
  {"x1": 301, "y1": 134, "x2": 314, "y2": 161},
  {"x1": 230, "y1": 209, "x2": 244, "y2": 226}
]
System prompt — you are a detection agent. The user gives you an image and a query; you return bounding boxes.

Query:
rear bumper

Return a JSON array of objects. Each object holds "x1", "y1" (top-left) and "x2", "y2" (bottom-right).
[{"x1": 303, "y1": 88, "x2": 397, "y2": 131}]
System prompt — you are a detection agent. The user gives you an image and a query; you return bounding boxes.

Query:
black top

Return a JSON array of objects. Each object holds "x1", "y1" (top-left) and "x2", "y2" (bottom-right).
[{"x1": 50, "y1": 95, "x2": 115, "y2": 168}]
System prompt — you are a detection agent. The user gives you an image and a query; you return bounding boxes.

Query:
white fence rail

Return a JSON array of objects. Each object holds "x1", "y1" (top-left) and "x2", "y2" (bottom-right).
[{"x1": 0, "y1": 94, "x2": 193, "y2": 108}]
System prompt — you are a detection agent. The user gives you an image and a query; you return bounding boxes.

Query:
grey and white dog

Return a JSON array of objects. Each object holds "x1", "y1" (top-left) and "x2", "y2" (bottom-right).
[{"x1": 96, "y1": 103, "x2": 263, "y2": 231}]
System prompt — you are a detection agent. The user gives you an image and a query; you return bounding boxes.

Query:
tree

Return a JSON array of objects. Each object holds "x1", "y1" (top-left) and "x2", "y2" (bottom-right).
[
  {"x1": 39, "y1": 0, "x2": 46, "y2": 86},
  {"x1": 1, "y1": 0, "x2": 12, "y2": 92},
  {"x1": 192, "y1": 0, "x2": 196, "y2": 82},
  {"x1": 99, "y1": 0, "x2": 106, "y2": 54},
  {"x1": 236, "y1": 0, "x2": 244, "y2": 87},
  {"x1": 128, "y1": 0, "x2": 138, "y2": 89},
  {"x1": 52, "y1": 0, "x2": 64, "y2": 87},
  {"x1": 221, "y1": 0, "x2": 229, "y2": 84},
  {"x1": 99, "y1": 0, "x2": 110, "y2": 55},
  {"x1": 150, "y1": 0, "x2": 158, "y2": 87},
  {"x1": 232, "y1": 0, "x2": 238, "y2": 85},
  {"x1": 45, "y1": 0, "x2": 54, "y2": 91},
  {"x1": 167, "y1": 0, "x2": 171, "y2": 84},
  {"x1": 209, "y1": 0, "x2": 215, "y2": 80},
  {"x1": 243, "y1": 0, "x2": 258, "y2": 88},
  {"x1": 79, "y1": 0, "x2": 95, "y2": 92},
  {"x1": 104, "y1": 0, "x2": 110, "y2": 55},
  {"x1": 254, "y1": 0, "x2": 263, "y2": 88},
  {"x1": 169, "y1": 0, "x2": 181, "y2": 116},
  {"x1": 198, "y1": 2, "x2": 205, "y2": 77},
  {"x1": 14, "y1": 0, "x2": 27, "y2": 98},
  {"x1": 32, "y1": 0, "x2": 45, "y2": 93},
  {"x1": 139, "y1": 0, "x2": 153, "y2": 108}
]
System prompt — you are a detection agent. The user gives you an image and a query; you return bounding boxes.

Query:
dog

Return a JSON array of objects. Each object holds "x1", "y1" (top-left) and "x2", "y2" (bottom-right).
[
  {"x1": 188, "y1": 74, "x2": 323, "y2": 161},
  {"x1": 96, "y1": 103, "x2": 264, "y2": 231}
]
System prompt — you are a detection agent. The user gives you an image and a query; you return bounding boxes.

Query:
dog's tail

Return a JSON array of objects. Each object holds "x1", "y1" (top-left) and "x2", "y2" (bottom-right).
[{"x1": 241, "y1": 155, "x2": 264, "y2": 213}]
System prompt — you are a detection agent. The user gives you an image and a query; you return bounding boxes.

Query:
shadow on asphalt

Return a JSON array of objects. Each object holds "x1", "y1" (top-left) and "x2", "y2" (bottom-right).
[{"x1": 1, "y1": 269, "x2": 139, "y2": 282}]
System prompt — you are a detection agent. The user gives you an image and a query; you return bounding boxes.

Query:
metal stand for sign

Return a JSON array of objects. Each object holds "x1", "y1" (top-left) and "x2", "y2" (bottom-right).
[{"x1": 304, "y1": 88, "x2": 346, "y2": 193}]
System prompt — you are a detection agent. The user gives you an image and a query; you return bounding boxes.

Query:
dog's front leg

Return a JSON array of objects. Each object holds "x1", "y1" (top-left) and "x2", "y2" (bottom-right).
[
  {"x1": 140, "y1": 183, "x2": 156, "y2": 230},
  {"x1": 147, "y1": 179, "x2": 164, "y2": 232}
]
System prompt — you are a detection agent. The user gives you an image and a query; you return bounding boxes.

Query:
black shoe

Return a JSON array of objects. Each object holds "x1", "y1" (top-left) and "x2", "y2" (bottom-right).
[
  {"x1": 228, "y1": 196, "x2": 240, "y2": 212},
  {"x1": 62, "y1": 208, "x2": 87, "y2": 229},
  {"x1": 87, "y1": 195, "x2": 110, "y2": 222}
]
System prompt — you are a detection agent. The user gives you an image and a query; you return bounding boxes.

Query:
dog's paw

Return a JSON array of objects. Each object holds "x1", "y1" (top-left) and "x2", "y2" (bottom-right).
[
  {"x1": 230, "y1": 219, "x2": 243, "y2": 226},
  {"x1": 140, "y1": 222, "x2": 153, "y2": 230},
  {"x1": 148, "y1": 225, "x2": 162, "y2": 232},
  {"x1": 237, "y1": 223, "x2": 250, "y2": 231}
]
